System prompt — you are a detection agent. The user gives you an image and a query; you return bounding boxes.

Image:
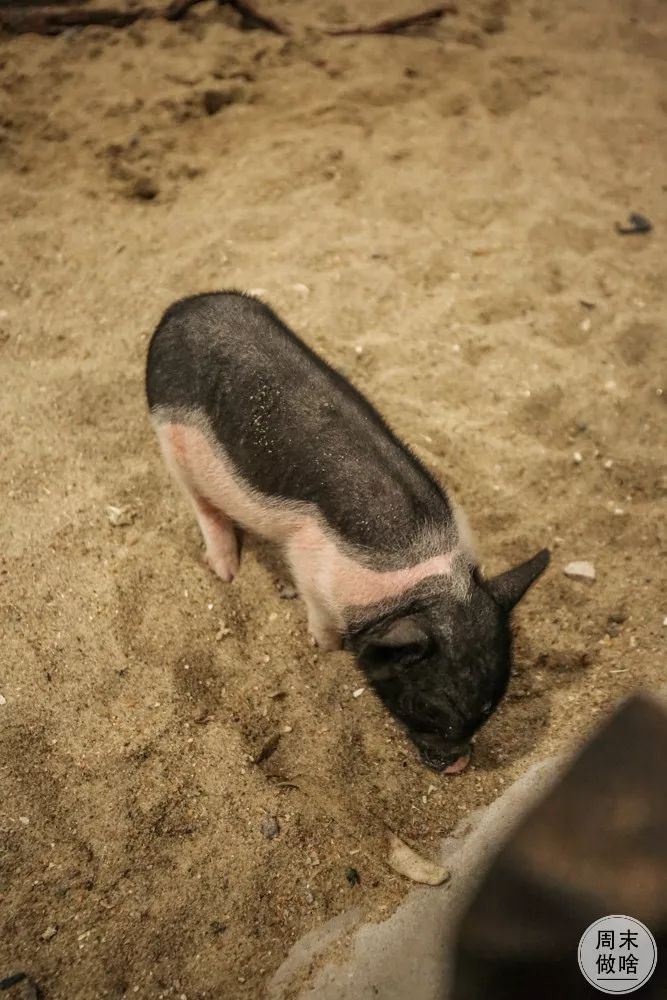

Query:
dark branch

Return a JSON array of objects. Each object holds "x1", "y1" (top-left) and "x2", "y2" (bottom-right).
[
  {"x1": 221, "y1": 0, "x2": 289, "y2": 35},
  {"x1": 0, "y1": 0, "x2": 92, "y2": 6},
  {"x1": 0, "y1": 0, "x2": 457, "y2": 37},
  {"x1": 164, "y1": 0, "x2": 207, "y2": 20},
  {"x1": 0, "y1": 4, "x2": 145, "y2": 33},
  {"x1": 326, "y1": 4, "x2": 457, "y2": 36}
]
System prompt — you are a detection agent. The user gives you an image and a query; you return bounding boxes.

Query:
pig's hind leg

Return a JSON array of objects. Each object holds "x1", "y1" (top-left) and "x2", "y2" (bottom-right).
[
  {"x1": 156, "y1": 423, "x2": 241, "y2": 583},
  {"x1": 191, "y1": 494, "x2": 241, "y2": 583}
]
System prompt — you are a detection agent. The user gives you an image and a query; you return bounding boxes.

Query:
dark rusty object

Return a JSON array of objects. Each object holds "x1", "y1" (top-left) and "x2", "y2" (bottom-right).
[
  {"x1": 452, "y1": 695, "x2": 667, "y2": 999},
  {"x1": 615, "y1": 212, "x2": 653, "y2": 236},
  {"x1": 0, "y1": 0, "x2": 457, "y2": 36},
  {"x1": 0, "y1": 3, "x2": 143, "y2": 32},
  {"x1": 327, "y1": 4, "x2": 458, "y2": 36}
]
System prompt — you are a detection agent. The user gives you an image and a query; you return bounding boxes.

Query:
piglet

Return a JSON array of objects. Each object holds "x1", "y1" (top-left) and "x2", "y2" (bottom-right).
[{"x1": 146, "y1": 292, "x2": 549, "y2": 773}]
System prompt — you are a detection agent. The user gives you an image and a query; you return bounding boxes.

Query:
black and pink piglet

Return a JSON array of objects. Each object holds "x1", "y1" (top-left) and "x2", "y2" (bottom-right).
[{"x1": 146, "y1": 292, "x2": 549, "y2": 773}]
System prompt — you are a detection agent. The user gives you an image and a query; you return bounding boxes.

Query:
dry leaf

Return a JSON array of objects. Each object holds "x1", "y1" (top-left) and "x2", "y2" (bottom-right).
[{"x1": 387, "y1": 834, "x2": 450, "y2": 886}]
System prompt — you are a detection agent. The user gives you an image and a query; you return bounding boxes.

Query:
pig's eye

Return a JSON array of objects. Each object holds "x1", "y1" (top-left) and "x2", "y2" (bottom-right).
[
  {"x1": 394, "y1": 642, "x2": 431, "y2": 666},
  {"x1": 365, "y1": 637, "x2": 433, "y2": 667}
]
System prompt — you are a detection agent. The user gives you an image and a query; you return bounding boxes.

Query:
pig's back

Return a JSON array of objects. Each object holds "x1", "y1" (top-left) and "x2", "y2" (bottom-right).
[{"x1": 146, "y1": 292, "x2": 452, "y2": 557}]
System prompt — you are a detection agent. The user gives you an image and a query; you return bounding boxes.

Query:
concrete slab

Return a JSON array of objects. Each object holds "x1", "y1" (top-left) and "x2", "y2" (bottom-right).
[{"x1": 269, "y1": 756, "x2": 562, "y2": 1000}]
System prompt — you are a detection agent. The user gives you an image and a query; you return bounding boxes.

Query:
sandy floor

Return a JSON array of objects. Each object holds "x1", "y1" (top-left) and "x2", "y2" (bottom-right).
[{"x1": 1, "y1": 0, "x2": 665, "y2": 996}]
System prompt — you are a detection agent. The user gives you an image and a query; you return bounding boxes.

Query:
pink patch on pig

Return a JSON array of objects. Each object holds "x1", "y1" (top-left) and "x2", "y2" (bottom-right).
[
  {"x1": 443, "y1": 754, "x2": 470, "y2": 775},
  {"x1": 154, "y1": 417, "x2": 457, "y2": 642}
]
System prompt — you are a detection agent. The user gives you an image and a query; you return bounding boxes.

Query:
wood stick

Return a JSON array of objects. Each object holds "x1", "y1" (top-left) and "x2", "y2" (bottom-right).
[
  {"x1": 0, "y1": 0, "x2": 92, "y2": 7},
  {"x1": 0, "y1": 0, "x2": 457, "y2": 37},
  {"x1": 222, "y1": 0, "x2": 289, "y2": 35},
  {"x1": 164, "y1": 0, "x2": 207, "y2": 20},
  {"x1": 326, "y1": 4, "x2": 457, "y2": 36},
  {"x1": 0, "y1": 5, "x2": 145, "y2": 33}
]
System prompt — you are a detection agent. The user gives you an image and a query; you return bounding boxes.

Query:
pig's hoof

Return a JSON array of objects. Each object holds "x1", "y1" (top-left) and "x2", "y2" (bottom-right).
[
  {"x1": 310, "y1": 630, "x2": 342, "y2": 653},
  {"x1": 204, "y1": 550, "x2": 238, "y2": 583}
]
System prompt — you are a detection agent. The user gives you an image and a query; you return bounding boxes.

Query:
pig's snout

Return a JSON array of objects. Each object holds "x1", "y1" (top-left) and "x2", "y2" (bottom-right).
[
  {"x1": 442, "y1": 753, "x2": 471, "y2": 774},
  {"x1": 415, "y1": 736, "x2": 472, "y2": 775}
]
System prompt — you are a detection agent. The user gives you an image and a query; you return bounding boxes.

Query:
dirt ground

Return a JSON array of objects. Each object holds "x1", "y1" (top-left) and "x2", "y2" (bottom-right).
[{"x1": 1, "y1": 0, "x2": 665, "y2": 996}]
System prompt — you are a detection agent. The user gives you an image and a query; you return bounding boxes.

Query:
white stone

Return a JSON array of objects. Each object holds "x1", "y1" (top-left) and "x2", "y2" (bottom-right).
[{"x1": 564, "y1": 561, "x2": 596, "y2": 582}]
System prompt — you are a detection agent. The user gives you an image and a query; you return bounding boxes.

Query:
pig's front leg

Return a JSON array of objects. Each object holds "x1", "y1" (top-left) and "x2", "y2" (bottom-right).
[
  {"x1": 306, "y1": 600, "x2": 342, "y2": 652},
  {"x1": 287, "y1": 542, "x2": 342, "y2": 651}
]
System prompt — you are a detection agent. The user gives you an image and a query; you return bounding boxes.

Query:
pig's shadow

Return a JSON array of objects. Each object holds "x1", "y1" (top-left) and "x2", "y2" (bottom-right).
[
  {"x1": 473, "y1": 646, "x2": 591, "y2": 772},
  {"x1": 244, "y1": 535, "x2": 297, "y2": 593}
]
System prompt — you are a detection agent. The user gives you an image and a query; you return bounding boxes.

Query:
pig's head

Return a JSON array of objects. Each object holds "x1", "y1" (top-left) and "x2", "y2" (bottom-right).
[{"x1": 352, "y1": 549, "x2": 550, "y2": 773}]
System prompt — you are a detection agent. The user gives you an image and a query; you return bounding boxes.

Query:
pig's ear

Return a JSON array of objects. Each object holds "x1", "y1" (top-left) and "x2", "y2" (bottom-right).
[
  {"x1": 485, "y1": 548, "x2": 550, "y2": 611},
  {"x1": 363, "y1": 617, "x2": 432, "y2": 666}
]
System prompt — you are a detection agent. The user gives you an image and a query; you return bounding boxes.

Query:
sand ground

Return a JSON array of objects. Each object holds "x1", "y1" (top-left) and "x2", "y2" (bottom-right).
[{"x1": 1, "y1": 0, "x2": 665, "y2": 997}]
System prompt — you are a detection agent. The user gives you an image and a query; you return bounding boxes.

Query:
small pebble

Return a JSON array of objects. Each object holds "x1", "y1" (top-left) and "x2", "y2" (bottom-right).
[
  {"x1": 106, "y1": 504, "x2": 134, "y2": 527},
  {"x1": 41, "y1": 926, "x2": 58, "y2": 941},
  {"x1": 573, "y1": 451, "x2": 583, "y2": 464},
  {"x1": 19, "y1": 816, "x2": 29, "y2": 825},
  {"x1": 260, "y1": 815, "x2": 280, "y2": 840},
  {"x1": 346, "y1": 867, "x2": 361, "y2": 886},
  {"x1": 564, "y1": 561, "x2": 596, "y2": 582},
  {"x1": 352, "y1": 687, "x2": 365, "y2": 698},
  {"x1": 130, "y1": 176, "x2": 159, "y2": 201},
  {"x1": 354, "y1": 345, "x2": 364, "y2": 357},
  {"x1": 603, "y1": 458, "x2": 614, "y2": 469},
  {"x1": 202, "y1": 88, "x2": 240, "y2": 115},
  {"x1": 0, "y1": 694, "x2": 6, "y2": 706},
  {"x1": 662, "y1": 616, "x2": 667, "y2": 627}
]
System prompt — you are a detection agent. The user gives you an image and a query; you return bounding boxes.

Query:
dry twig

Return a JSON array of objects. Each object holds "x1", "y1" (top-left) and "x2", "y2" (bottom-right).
[
  {"x1": 326, "y1": 4, "x2": 457, "y2": 36},
  {"x1": 0, "y1": 0, "x2": 456, "y2": 38}
]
